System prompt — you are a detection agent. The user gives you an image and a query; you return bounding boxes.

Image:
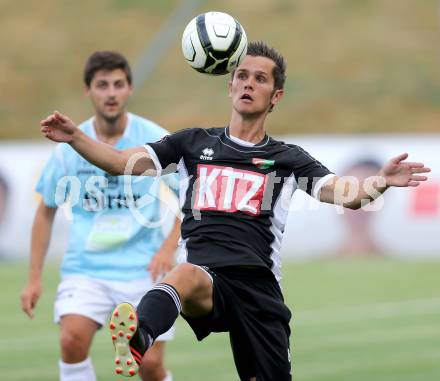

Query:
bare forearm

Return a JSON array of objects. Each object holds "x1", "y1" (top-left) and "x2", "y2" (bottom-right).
[
  {"x1": 344, "y1": 176, "x2": 388, "y2": 209},
  {"x1": 319, "y1": 153, "x2": 430, "y2": 209},
  {"x1": 71, "y1": 129, "x2": 156, "y2": 176},
  {"x1": 161, "y1": 217, "x2": 181, "y2": 252},
  {"x1": 70, "y1": 129, "x2": 127, "y2": 175},
  {"x1": 29, "y1": 204, "x2": 57, "y2": 282},
  {"x1": 148, "y1": 217, "x2": 181, "y2": 279},
  {"x1": 320, "y1": 175, "x2": 388, "y2": 210},
  {"x1": 41, "y1": 111, "x2": 156, "y2": 175}
]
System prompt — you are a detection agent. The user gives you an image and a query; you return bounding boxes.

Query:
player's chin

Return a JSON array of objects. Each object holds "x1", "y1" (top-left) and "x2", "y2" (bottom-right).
[
  {"x1": 235, "y1": 104, "x2": 265, "y2": 117},
  {"x1": 102, "y1": 110, "x2": 123, "y2": 122}
]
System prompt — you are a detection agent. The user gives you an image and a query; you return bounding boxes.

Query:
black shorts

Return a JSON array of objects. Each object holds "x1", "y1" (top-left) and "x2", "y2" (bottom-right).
[{"x1": 181, "y1": 266, "x2": 292, "y2": 381}]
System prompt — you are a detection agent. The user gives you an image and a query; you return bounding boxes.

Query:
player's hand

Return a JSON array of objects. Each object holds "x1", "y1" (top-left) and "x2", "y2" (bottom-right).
[
  {"x1": 40, "y1": 111, "x2": 77, "y2": 143},
  {"x1": 148, "y1": 247, "x2": 175, "y2": 283},
  {"x1": 20, "y1": 280, "x2": 42, "y2": 319},
  {"x1": 380, "y1": 153, "x2": 431, "y2": 187}
]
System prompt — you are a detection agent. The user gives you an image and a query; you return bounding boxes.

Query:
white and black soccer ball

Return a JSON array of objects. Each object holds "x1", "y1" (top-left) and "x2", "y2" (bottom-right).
[{"x1": 181, "y1": 11, "x2": 248, "y2": 75}]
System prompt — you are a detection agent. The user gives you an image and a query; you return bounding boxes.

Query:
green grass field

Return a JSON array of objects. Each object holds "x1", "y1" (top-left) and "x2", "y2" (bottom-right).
[{"x1": 2, "y1": 259, "x2": 440, "y2": 380}]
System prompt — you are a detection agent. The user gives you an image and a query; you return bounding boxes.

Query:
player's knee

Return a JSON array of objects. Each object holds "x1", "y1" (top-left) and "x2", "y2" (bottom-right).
[
  {"x1": 164, "y1": 263, "x2": 211, "y2": 306},
  {"x1": 171, "y1": 263, "x2": 198, "y2": 286},
  {"x1": 176, "y1": 262, "x2": 197, "y2": 275},
  {"x1": 60, "y1": 329, "x2": 88, "y2": 361}
]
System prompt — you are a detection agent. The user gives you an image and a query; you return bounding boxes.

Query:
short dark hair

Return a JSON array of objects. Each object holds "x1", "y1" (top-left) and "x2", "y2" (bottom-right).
[
  {"x1": 83, "y1": 51, "x2": 132, "y2": 87},
  {"x1": 232, "y1": 41, "x2": 287, "y2": 90},
  {"x1": 247, "y1": 41, "x2": 286, "y2": 90}
]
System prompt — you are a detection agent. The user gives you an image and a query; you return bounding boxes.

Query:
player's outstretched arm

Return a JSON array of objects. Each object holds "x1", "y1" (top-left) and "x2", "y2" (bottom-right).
[
  {"x1": 40, "y1": 111, "x2": 156, "y2": 176},
  {"x1": 319, "y1": 153, "x2": 431, "y2": 209}
]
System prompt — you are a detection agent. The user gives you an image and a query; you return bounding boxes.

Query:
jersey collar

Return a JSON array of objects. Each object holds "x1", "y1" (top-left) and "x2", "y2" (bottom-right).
[{"x1": 224, "y1": 127, "x2": 270, "y2": 148}]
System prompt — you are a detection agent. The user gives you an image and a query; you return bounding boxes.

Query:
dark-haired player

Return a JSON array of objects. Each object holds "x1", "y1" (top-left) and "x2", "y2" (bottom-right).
[
  {"x1": 22, "y1": 51, "x2": 179, "y2": 381},
  {"x1": 39, "y1": 42, "x2": 430, "y2": 381}
]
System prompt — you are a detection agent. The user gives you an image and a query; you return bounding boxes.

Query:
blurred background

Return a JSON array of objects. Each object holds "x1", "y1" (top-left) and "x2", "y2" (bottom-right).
[{"x1": 1, "y1": 1, "x2": 439, "y2": 380}]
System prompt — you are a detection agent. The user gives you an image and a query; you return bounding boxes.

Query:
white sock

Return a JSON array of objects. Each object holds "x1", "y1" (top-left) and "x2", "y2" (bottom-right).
[
  {"x1": 162, "y1": 372, "x2": 173, "y2": 381},
  {"x1": 59, "y1": 357, "x2": 96, "y2": 381}
]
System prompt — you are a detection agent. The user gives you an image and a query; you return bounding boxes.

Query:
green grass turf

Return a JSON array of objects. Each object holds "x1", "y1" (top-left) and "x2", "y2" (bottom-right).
[{"x1": 1, "y1": 259, "x2": 440, "y2": 380}]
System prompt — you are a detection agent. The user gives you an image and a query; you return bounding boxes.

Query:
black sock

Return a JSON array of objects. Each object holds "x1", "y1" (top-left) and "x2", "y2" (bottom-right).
[{"x1": 137, "y1": 283, "x2": 182, "y2": 344}]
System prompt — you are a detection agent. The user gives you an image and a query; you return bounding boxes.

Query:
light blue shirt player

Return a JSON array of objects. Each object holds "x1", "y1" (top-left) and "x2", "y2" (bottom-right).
[{"x1": 36, "y1": 113, "x2": 178, "y2": 281}]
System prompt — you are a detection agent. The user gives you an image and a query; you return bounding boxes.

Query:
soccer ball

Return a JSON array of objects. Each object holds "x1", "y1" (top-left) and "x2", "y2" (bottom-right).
[{"x1": 181, "y1": 11, "x2": 248, "y2": 75}]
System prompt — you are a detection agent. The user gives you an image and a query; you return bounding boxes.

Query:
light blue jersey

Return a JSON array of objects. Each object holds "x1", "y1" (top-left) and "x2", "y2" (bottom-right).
[{"x1": 36, "y1": 113, "x2": 178, "y2": 281}]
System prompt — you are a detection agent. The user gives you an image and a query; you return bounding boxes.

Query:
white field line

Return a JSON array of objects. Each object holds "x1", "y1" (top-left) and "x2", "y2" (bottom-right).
[{"x1": 293, "y1": 297, "x2": 440, "y2": 326}]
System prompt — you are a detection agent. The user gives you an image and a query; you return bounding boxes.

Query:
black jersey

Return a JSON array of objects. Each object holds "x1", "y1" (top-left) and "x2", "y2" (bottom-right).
[{"x1": 145, "y1": 127, "x2": 333, "y2": 280}]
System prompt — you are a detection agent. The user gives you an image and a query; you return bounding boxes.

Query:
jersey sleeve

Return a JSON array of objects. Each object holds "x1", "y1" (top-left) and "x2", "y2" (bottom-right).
[
  {"x1": 35, "y1": 145, "x2": 68, "y2": 207},
  {"x1": 144, "y1": 129, "x2": 191, "y2": 175},
  {"x1": 290, "y1": 145, "x2": 335, "y2": 199}
]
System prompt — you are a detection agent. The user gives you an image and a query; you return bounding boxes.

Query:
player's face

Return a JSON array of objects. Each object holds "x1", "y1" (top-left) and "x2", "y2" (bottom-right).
[
  {"x1": 86, "y1": 69, "x2": 132, "y2": 123},
  {"x1": 229, "y1": 55, "x2": 284, "y2": 116}
]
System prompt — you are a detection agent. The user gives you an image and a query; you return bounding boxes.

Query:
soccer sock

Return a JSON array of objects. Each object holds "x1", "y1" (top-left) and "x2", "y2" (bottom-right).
[
  {"x1": 59, "y1": 357, "x2": 96, "y2": 381},
  {"x1": 137, "y1": 283, "x2": 181, "y2": 345}
]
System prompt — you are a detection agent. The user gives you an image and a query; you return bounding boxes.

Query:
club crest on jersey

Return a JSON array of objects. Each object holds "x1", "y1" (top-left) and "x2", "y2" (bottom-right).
[
  {"x1": 200, "y1": 147, "x2": 214, "y2": 160},
  {"x1": 252, "y1": 158, "x2": 275, "y2": 169}
]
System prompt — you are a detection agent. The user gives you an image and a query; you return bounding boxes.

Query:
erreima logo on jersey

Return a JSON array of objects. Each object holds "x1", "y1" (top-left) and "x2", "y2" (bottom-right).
[{"x1": 200, "y1": 147, "x2": 214, "y2": 160}]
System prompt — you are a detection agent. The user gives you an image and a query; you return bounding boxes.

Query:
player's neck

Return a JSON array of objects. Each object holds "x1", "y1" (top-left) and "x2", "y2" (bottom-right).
[
  {"x1": 93, "y1": 112, "x2": 128, "y2": 145},
  {"x1": 229, "y1": 112, "x2": 266, "y2": 144}
]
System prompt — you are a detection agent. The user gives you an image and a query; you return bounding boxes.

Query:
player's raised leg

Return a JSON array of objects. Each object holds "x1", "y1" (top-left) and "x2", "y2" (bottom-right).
[{"x1": 109, "y1": 263, "x2": 214, "y2": 377}]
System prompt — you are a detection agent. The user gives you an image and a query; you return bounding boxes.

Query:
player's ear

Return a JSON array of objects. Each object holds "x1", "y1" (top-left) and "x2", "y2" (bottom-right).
[
  {"x1": 271, "y1": 89, "x2": 284, "y2": 106},
  {"x1": 84, "y1": 85, "x2": 91, "y2": 97}
]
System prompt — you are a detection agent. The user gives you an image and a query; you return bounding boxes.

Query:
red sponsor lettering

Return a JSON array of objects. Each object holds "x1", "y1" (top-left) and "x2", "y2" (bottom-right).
[{"x1": 194, "y1": 164, "x2": 267, "y2": 216}]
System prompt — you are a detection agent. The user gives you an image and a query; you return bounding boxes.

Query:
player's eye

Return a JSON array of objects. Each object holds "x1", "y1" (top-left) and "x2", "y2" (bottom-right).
[
  {"x1": 237, "y1": 72, "x2": 247, "y2": 80},
  {"x1": 256, "y1": 75, "x2": 266, "y2": 83},
  {"x1": 96, "y1": 82, "x2": 107, "y2": 89}
]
